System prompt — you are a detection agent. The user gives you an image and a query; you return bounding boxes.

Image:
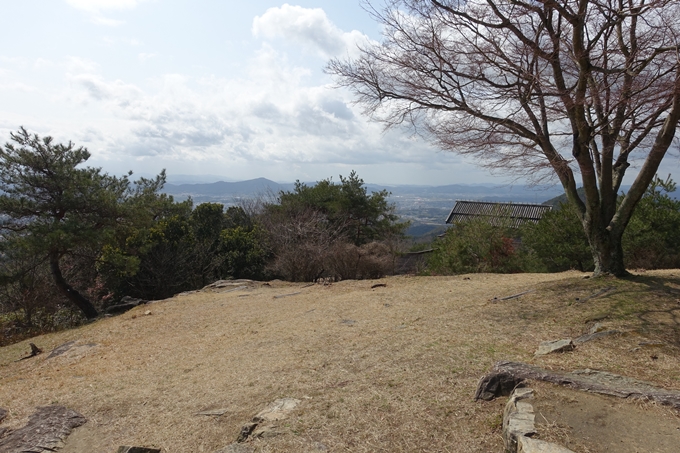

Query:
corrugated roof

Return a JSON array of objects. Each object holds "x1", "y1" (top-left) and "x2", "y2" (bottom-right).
[{"x1": 445, "y1": 201, "x2": 552, "y2": 227}]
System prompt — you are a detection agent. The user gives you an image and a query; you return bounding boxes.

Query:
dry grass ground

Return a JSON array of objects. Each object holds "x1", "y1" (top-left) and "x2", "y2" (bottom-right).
[{"x1": 0, "y1": 270, "x2": 679, "y2": 452}]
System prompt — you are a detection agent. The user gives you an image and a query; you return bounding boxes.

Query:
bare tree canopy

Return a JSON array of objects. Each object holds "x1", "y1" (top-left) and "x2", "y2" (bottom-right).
[{"x1": 328, "y1": 0, "x2": 680, "y2": 276}]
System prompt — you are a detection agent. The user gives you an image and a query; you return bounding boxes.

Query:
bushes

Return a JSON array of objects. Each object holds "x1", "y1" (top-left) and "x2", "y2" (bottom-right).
[
  {"x1": 520, "y1": 201, "x2": 593, "y2": 272},
  {"x1": 258, "y1": 173, "x2": 407, "y2": 282},
  {"x1": 623, "y1": 176, "x2": 680, "y2": 269},
  {"x1": 427, "y1": 218, "x2": 525, "y2": 274}
]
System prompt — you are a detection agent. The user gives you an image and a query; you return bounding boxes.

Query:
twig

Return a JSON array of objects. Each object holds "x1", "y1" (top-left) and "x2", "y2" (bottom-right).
[
  {"x1": 493, "y1": 289, "x2": 534, "y2": 302},
  {"x1": 273, "y1": 292, "x2": 301, "y2": 299},
  {"x1": 577, "y1": 286, "x2": 615, "y2": 303},
  {"x1": 371, "y1": 283, "x2": 387, "y2": 289}
]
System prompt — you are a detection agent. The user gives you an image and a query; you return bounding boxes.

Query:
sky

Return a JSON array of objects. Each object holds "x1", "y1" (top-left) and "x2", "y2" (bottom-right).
[{"x1": 0, "y1": 1, "x2": 678, "y2": 186}]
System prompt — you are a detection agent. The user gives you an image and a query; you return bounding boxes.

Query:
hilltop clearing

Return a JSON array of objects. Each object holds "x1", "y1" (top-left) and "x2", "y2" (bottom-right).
[{"x1": 1, "y1": 271, "x2": 679, "y2": 452}]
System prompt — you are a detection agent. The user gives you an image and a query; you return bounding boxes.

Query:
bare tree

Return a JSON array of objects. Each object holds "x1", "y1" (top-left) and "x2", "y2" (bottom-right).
[{"x1": 328, "y1": 0, "x2": 680, "y2": 276}]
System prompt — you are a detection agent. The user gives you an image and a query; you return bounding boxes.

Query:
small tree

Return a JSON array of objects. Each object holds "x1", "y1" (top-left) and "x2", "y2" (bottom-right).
[
  {"x1": 427, "y1": 217, "x2": 522, "y2": 274},
  {"x1": 521, "y1": 202, "x2": 594, "y2": 272},
  {"x1": 623, "y1": 175, "x2": 680, "y2": 269},
  {"x1": 0, "y1": 128, "x2": 132, "y2": 318}
]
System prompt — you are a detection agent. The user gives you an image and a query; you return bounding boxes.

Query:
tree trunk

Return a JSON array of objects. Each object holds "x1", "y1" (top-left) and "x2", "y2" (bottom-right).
[
  {"x1": 49, "y1": 253, "x2": 99, "y2": 319},
  {"x1": 588, "y1": 228, "x2": 628, "y2": 277}
]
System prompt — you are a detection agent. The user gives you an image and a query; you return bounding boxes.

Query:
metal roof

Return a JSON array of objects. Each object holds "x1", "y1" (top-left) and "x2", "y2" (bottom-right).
[{"x1": 445, "y1": 201, "x2": 552, "y2": 227}]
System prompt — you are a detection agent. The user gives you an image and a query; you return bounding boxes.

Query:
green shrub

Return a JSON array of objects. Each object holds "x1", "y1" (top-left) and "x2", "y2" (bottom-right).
[
  {"x1": 427, "y1": 217, "x2": 523, "y2": 274},
  {"x1": 520, "y1": 201, "x2": 593, "y2": 272}
]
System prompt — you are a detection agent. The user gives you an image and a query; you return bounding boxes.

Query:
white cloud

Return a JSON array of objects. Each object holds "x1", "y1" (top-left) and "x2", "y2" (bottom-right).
[
  {"x1": 252, "y1": 4, "x2": 372, "y2": 58},
  {"x1": 57, "y1": 47, "x2": 423, "y2": 169},
  {"x1": 65, "y1": 0, "x2": 152, "y2": 26},
  {"x1": 138, "y1": 52, "x2": 158, "y2": 62},
  {"x1": 65, "y1": 0, "x2": 144, "y2": 12}
]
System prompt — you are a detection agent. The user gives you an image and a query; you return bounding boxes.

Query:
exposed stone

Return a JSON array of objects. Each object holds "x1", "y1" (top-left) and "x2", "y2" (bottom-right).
[
  {"x1": 587, "y1": 322, "x2": 605, "y2": 334},
  {"x1": 501, "y1": 388, "x2": 576, "y2": 453},
  {"x1": 518, "y1": 436, "x2": 575, "y2": 453},
  {"x1": 235, "y1": 398, "x2": 301, "y2": 443},
  {"x1": 214, "y1": 444, "x2": 254, "y2": 453},
  {"x1": 236, "y1": 422, "x2": 258, "y2": 443},
  {"x1": 117, "y1": 447, "x2": 161, "y2": 453},
  {"x1": 106, "y1": 303, "x2": 139, "y2": 315},
  {"x1": 535, "y1": 339, "x2": 575, "y2": 356},
  {"x1": 0, "y1": 406, "x2": 86, "y2": 453},
  {"x1": 48, "y1": 341, "x2": 78, "y2": 358},
  {"x1": 0, "y1": 408, "x2": 6, "y2": 423},
  {"x1": 253, "y1": 398, "x2": 300, "y2": 422},
  {"x1": 47, "y1": 341, "x2": 97, "y2": 360},
  {"x1": 503, "y1": 388, "x2": 536, "y2": 453},
  {"x1": 204, "y1": 279, "x2": 253, "y2": 290},
  {"x1": 251, "y1": 424, "x2": 284, "y2": 439},
  {"x1": 474, "y1": 371, "x2": 525, "y2": 401}
]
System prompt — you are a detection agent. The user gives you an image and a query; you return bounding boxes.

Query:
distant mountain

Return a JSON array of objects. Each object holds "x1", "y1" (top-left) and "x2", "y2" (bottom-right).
[{"x1": 163, "y1": 178, "x2": 296, "y2": 200}]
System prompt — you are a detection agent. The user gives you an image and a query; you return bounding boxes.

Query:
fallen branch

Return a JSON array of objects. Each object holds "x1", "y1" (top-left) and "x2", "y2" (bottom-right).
[
  {"x1": 371, "y1": 283, "x2": 387, "y2": 289},
  {"x1": 273, "y1": 292, "x2": 301, "y2": 299},
  {"x1": 492, "y1": 290, "x2": 534, "y2": 302}
]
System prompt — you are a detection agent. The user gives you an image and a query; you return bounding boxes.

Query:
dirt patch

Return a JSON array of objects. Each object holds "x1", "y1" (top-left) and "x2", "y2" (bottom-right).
[
  {"x1": 532, "y1": 381, "x2": 680, "y2": 452},
  {"x1": 0, "y1": 271, "x2": 679, "y2": 452}
]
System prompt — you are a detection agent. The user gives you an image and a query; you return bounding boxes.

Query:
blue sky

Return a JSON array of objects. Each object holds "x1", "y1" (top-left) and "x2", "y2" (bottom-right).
[{"x1": 0, "y1": 1, "x2": 678, "y2": 186}]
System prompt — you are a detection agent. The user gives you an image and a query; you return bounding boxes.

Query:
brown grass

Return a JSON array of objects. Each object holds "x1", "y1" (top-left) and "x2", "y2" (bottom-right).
[{"x1": 1, "y1": 270, "x2": 679, "y2": 452}]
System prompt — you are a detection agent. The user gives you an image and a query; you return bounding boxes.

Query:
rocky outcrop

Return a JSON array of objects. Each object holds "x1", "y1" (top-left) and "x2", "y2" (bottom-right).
[
  {"x1": 502, "y1": 388, "x2": 575, "y2": 453},
  {"x1": 0, "y1": 406, "x2": 86, "y2": 453}
]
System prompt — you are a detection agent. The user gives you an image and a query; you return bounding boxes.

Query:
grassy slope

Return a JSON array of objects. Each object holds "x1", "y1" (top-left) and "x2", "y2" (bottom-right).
[{"x1": 0, "y1": 271, "x2": 679, "y2": 452}]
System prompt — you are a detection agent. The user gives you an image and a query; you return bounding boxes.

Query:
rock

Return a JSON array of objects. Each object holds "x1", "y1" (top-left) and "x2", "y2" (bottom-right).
[
  {"x1": 518, "y1": 436, "x2": 575, "y2": 453},
  {"x1": 534, "y1": 339, "x2": 575, "y2": 355},
  {"x1": 502, "y1": 388, "x2": 575, "y2": 453},
  {"x1": 474, "y1": 371, "x2": 525, "y2": 401},
  {"x1": 0, "y1": 408, "x2": 7, "y2": 423},
  {"x1": 253, "y1": 398, "x2": 300, "y2": 422},
  {"x1": 503, "y1": 388, "x2": 536, "y2": 452},
  {"x1": 251, "y1": 424, "x2": 284, "y2": 439},
  {"x1": 236, "y1": 398, "x2": 301, "y2": 443},
  {"x1": 117, "y1": 447, "x2": 161, "y2": 453},
  {"x1": 204, "y1": 279, "x2": 252, "y2": 290},
  {"x1": 0, "y1": 406, "x2": 86, "y2": 453},
  {"x1": 587, "y1": 322, "x2": 605, "y2": 334},
  {"x1": 236, "y1": 422, "x2": 258, "y2": 443},
  {"x1": 47, "y1": 341, "x2": 97, "y2": 360},
  {"x1": 121, "y1": 296, "x2": 147, "y2": 305},
  {"x1": 573, "y1": 330, "x2": 619, "y2": 345},
  {"x1": 341, "y1": 319, "x2": 356, "y2": 326},
  {"x1": 214, "y1": 444, "x2": 254, "y2": 453},
  {"x1": 48, "y1": 341, "x2": 78, "y2": 358},
  {"x1": 106, "y1": 297, "x2": 148, "y2": 314}
]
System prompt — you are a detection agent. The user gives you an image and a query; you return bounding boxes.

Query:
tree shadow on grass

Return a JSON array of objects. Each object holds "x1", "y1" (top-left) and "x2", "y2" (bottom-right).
[{"x1": 625, "y1": 274, "x2": 680, "y2": 347}]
